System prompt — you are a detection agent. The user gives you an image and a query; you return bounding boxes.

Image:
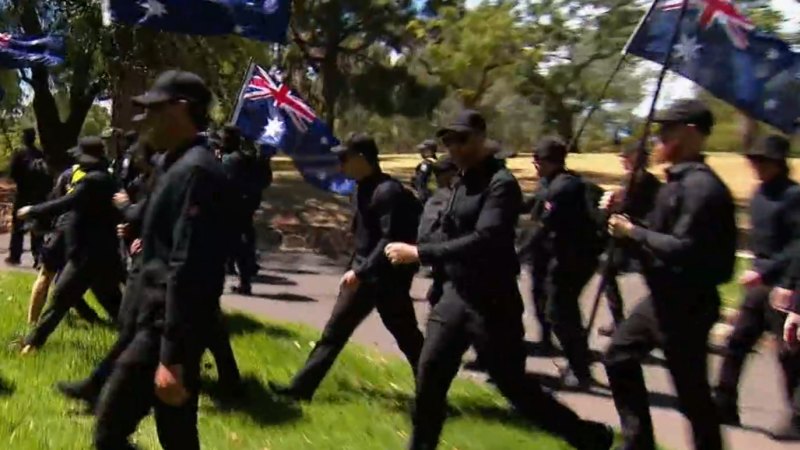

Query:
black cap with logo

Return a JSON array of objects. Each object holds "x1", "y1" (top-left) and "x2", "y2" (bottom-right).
[
  {"x1": 533, "y1": 136, "x2": 568, "y2": 163},
  {"x1": 652, "y1": 99, "x2": 715, "y2": 136},
  {"x1": 331, "y1": 132, "x2": 380, "y2": 163},
  {"x1": 133, "y1": 70, "x2": 212, "y2": 108},
  {"x1": 436, "y1": 110, "x2": 487, "y2": 138},
  {"x1": 745, "y1": 134, "x2": 790, "y2": 161}
]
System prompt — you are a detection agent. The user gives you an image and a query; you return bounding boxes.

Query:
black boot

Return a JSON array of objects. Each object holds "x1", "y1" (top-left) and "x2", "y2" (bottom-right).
[
  {"x1": 575, "y1": 420, "x2": 614, "y2": 450},
  {"x1": 55, "y1": 378, "x2": 101, "y2": 409},
  {"x1": 268, "y1": 381, "x2": 312, "y2": 402}
]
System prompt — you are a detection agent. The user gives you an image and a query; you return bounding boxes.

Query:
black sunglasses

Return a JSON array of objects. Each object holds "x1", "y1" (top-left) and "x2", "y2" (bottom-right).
[{"x1": 440, "y1": 132, "x2": 470, "y2": 148}]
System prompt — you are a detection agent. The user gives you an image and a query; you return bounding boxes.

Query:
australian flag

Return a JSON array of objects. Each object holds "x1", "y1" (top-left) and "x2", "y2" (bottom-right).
[
  {"x1": 626, "y1": 0, "x2": 800, "y2": 134},
  {"x1": 0, "y1": 33, "x2": 64, "y2": 69},
  {"x1": 234, "y1": 64, "x2": 355, "y2": 195},
  {"x1": 104, "y1": 0, "x2": 290, "y2": 44}
]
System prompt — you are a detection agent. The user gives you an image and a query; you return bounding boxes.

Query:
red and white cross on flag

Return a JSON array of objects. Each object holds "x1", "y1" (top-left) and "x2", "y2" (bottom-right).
[
  {"x1": 660, "y1": 0, "x2": 755, "y2": 49},
  {"x1": 243, "y1": 65, "x2": 317, "y2": 132},
  {"x1": 0, "y1": 33, "x2": 11, "y2": 47}
]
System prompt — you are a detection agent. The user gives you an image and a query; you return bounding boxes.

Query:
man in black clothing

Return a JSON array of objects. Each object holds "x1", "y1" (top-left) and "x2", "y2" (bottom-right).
[
  {"x1": 221, "y1": 124, "x2": 261, "y2": 295},
  {"x1": 270, "y1": 133, "x2": 424, "y2": 402},
  {"x1": 412, "y1": 139, "x2": 437, "y2": 204},
  {"x1": 606, "y1": 99, "x2": 737, "y2": 450},
  {"x1": 92, "y1": 70, "x2": 232, "y2": 450},
  {"x1": 517, "y1": 136, "x2": 600, "y2": 389},
  {"x1": 773, "y1": 253, "x2": 800, "y2": 440},
  {"x1": 7, "y1": 127, "x2": 51, "y2": 266},
  {"x1": 418, "y1": 156, "x2": 458, "y2": 306},
  {"x1": 385, "y1": 110, "x2": 613, "y2": 450},
  {"x1": 597, "y1": 143, "x2": 662, "y2": 336},
  {"x1": 18, "y1": 137, "x2": 123, "y2": 353},
  {"x1": 713, "y1": 133, "x2": 800, "y2": 440}
]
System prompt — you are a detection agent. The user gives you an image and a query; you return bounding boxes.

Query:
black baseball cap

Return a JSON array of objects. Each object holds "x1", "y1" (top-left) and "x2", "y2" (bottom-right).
[
  {"x1": 417, "y1": 139, "x2": 437, "y2": 152},
  {"x1": 133, "y1": 70, "x2": 212, "y2": 108},
  {"x1": 652, "y1": 99, "x2": 714, "y2": 135},
  {"x1": 436, "y1": 110, "x2": 487, "y2": 138},
  {"x1": 745, "y1": 134, "x2": 790, "y2": 161},
  {"x1": 534, "y1": 136, "x2": 568, "y2": 163},
  {"x1": 70, "y1": 136, "x2": 106, "y2": 161},
  {"x1": 331, "y1": 133, "x2": 379, "y2": 162}
]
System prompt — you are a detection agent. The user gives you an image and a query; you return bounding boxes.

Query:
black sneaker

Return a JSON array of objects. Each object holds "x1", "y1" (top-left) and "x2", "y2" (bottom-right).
[
  {"x1": 268, "y1": 381, "x2": 312, "y2": 402},
  {"x1": 4, "y1": 257, "x2": 20, "y2": 266},
  {"x1": 770, "y1": 415, "x2": 800, "y2": 441},
  {"x1": 55, "y1": 379, "x2": 101, "y2": 408},
  {"x1": 231, "y1": 284, "x2": 253, "y2": 296},
  {"x1": 558, "y1": 367, "x2": 593, "y2": 392}
]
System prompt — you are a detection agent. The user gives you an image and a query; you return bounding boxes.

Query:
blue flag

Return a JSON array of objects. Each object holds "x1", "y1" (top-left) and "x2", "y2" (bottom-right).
[
  {"x1": 0, "y1": 33, "x2": 65, "y2": 68},
  {"x1": 626, "y1": 0, "x2": 800, "y2": 134},
  {"x1": 234, "y1": 64, "x2": 355, "y2": 195},
  {"x1": 105, "y1": 0, "x2": 290, "y2": 44}
]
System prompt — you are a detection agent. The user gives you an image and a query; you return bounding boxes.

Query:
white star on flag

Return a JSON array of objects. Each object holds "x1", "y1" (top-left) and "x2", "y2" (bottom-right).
[
  {"x1": 262, "y1": 117, "x2": 286, "y2": 140},
  {"x1": 673, "y1": 34, "x2": 702, "y2": 63},
  {"x1": 766, "y1": 48, "x2": 781, "y2": 60},
  {"x1": 233, "y1": 25, "x2": 244, "y2": 34},
  {"x1": 139, "y1": 0, "x2": 167, "y2": 23},
  {"x1": 764, "y1": 99, "x2": 778, "y2": 110},
  {"x1": 320, "y1": 136, "x2": 330, "y2": 146}
]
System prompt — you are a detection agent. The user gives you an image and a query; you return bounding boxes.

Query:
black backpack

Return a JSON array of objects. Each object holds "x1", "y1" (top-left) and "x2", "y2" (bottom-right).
[
  {"x1": 380, "y1": 178, "x2": 423, "y2": 243},
  {"x1": 579, "y1": 177, "x2": 610, "y2": 257}
]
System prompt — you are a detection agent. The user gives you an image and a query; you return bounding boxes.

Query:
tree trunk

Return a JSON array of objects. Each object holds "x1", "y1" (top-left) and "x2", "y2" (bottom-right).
[{"x1": 321, "y1": 52, "x2": 340, "y2": 130}]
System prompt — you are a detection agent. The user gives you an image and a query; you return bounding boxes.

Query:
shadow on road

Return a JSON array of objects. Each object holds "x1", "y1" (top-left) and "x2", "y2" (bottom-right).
[
  {"x1": 203, "y1": 375, "x2": 303, "y2": 425},
  {"x1": 271, "y1": 267, "x2": 321, "y2": 275},
  {"x1": 251, "y1": 292, "x2": 318, "y2": 303},
  {"x1": 252, "y1": 273, "x2": 298, "y2": 286}
]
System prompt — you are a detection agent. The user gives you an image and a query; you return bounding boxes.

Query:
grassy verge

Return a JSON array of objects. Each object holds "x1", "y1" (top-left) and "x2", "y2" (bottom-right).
[{"x1": 0, "y1": 271, "x2": 577, "y2": 450}]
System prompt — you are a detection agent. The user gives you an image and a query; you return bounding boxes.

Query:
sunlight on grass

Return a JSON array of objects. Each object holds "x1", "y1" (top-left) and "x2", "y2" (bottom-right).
[{"x1": 0, "y1": 271, "x2": 575, "y2": 450}]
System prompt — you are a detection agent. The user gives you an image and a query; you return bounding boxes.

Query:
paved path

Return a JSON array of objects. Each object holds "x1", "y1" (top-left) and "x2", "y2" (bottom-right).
[{"x1": 1, "y1": 239, "x2": 796, "y2": 450}]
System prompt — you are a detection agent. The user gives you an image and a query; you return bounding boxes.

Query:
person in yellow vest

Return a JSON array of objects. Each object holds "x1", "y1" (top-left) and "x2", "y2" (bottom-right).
[
  {"x1": 17, "y1": 137, "x2": 124, "y2": 353},
  {"x1": 27, "y1": 150, "x2": 101, "y2": 325}
]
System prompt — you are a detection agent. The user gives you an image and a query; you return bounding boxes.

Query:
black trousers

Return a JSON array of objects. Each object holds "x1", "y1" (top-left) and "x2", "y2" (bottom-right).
[
  {"x1": 409, "y1": 282, "x2": 589, "y2": 450},
  {"x1": 24, "y1": 256, "x2": 123, "y2": 348},
  {"x1": 717, "y1": 285, "x2": 800, "y2": 416},
  {"x1": 234, "y1": 215, "x2": 257, "y2": 287},
  {"x1": 603, "y1": 265, "x2": 626, "y2": 324},
  {"x1": 288, "y1": 277, "x2": 423, "y2": 397},
  {"x1": 94, "y1": 333, "x2": 203, "y2": 450},
  {"x1": 529, "y1": 263, "x2": 552, "y2": 343},
  {"x1": 8, "y1": 200, "x2": 42, "y2": 263},
  {"x1": 605, "y1": 288, "x2": 722, "y2": 450},
  {"x1": 545, "y1": 264, "x2": 595, "y2": 380},
  {"x1": 90, "y1": 266, "x2": 240, "y2": 389}
]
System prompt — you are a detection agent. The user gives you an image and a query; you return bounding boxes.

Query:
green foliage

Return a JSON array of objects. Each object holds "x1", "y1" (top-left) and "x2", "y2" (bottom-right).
[{"x1": 0, "y1": 271, "x2": 578, "y2": 450}]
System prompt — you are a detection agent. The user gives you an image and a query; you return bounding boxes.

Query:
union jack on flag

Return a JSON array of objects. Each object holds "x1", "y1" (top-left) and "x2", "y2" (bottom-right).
[
  {"x1": 660, "y1": 0, "x2": 754, "y2": 49},
  {"x1": 243, "y1": 66, "x2": 317, "y2": 132},
  {"x1": 0, "y1": 33, "x2": 64, "y2": 68}
]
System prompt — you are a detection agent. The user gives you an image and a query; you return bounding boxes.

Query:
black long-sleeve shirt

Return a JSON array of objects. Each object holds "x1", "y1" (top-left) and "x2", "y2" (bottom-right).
[
  {"x1": 350, "y1": 173, "x2": 418, "y2": 282},
  {"x1": 517, "y1": 170, "x2": 597, "y2": 269},
  {"x1": 628, "y1": 158, "x2": 737, "y2": 289},
  {"x1": 747, "y1": 176, "x2": 800, "y2": 285},
  {"x1": 28, "y1": 157, "x2": 119, "y2": 262},
  {"x1": 137, "y1": 137, "x2": 233, "y2": 365},
  {"x1": 418, "y1": 157, "x2": 521, "y2": 299}
]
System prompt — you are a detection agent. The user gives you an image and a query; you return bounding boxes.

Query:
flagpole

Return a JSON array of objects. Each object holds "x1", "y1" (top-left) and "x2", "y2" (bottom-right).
[
  {"x1": 229, "y1": 58, "x2": 255, "y2": 125},
  {"x1": 568, "y1": 0, "x2": 660, "y2": 152},
  {"x1": 585, "y1": 0, "x2": 693, "y2": 334}
]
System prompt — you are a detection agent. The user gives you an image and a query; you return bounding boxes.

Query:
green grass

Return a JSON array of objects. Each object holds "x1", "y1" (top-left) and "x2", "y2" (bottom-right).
[{"x1": 0, "y1": 271, "x2": 575, "y2": 450}]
